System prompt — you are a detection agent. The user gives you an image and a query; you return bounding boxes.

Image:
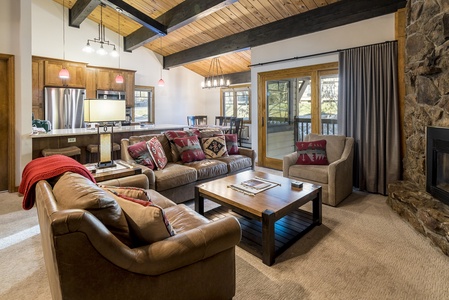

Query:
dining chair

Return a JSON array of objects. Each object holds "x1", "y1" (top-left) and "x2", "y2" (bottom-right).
[{"x1": 186, "y1": 116, "x2": 196, "y2": 126}]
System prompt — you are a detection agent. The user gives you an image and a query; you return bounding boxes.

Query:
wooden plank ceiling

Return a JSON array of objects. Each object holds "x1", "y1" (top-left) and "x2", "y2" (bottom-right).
[{"x1": 56, "y1": 0, "x2": 406, "y2": 79}]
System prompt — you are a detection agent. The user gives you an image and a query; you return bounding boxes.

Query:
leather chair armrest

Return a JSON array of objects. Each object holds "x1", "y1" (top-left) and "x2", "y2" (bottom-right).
[
  {"x1": 238, "y1": 147, "x2": 256, "y2": 170},
  {"x1": 283, "y1": 152, "x2": 299, "y2": 177},
  {"x1": 100, "y1": 174, "x2": 149, "y2": 189},
  {"x1": 51, "y1": 211, "x2": 241, "y2": 276}
]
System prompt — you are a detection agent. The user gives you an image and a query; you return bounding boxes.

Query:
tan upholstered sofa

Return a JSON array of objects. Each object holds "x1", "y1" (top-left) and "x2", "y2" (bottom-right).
[
  {"x1": 35, "y1": 172, "x2": 241, "y2": 300},
  {"x1": 121, "y1": 129, "x2": 256, "y2": 203},
  {"x1": 283, "y1": 133, "x2": 354, "y2": 206}
]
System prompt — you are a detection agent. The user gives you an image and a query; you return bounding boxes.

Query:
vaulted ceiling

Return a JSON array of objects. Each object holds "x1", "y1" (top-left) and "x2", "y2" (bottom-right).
[{"x1": 56, "y1": 0, "x2": 406, "y2": 80}]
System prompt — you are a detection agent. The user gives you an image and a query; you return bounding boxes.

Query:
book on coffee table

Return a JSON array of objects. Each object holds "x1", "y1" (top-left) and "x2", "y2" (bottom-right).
[{"x1": 229, "y1": 177, "x2": 279, "y2": 195}]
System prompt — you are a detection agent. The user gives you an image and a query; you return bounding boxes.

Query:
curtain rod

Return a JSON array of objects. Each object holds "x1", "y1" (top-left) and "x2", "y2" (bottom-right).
[{"x1": 248, "y1": 40, "x2": 397, "y2": 68}]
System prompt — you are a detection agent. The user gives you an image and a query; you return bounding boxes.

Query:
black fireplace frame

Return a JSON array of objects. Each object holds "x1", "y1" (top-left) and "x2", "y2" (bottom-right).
[{"x1": 426, "y1": 126, "x2": 449, "y2": 206}]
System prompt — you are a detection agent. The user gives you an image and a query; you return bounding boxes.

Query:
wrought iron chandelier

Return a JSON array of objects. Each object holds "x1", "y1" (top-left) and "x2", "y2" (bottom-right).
[
  {"x1": 82, "y1": 3, "x2": 118, "y2": 57},
  {"x1": 201, "y1": 57, "x2": 230, "y2": 89}
]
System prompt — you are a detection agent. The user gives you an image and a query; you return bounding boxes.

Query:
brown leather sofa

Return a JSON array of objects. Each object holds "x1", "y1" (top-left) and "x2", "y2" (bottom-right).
[
  {"x1": 35, "y1": 173, "x2": 241, "y2": 300},
  {"x1": 121, "y1": 130, "x2": 256, "y2": 203}
]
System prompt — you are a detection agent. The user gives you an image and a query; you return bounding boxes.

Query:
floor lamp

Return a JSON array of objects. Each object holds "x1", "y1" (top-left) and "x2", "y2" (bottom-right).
[{"x1": 84, "y1": 99, "x2": 126, "y2": 168}]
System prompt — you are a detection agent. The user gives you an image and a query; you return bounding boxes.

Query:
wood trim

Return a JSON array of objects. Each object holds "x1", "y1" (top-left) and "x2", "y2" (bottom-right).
[
  {"x1": 396, "y1": 8, "x2": 406, "y2": 168},
  {"x1": 0, "y1": 54, "x2": 15, "y2": 192}
]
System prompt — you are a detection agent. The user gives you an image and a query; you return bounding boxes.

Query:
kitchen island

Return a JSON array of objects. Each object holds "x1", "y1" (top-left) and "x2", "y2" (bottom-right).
[{"x1": 31, "y1": 124, "x2": 187, "y2": 163}]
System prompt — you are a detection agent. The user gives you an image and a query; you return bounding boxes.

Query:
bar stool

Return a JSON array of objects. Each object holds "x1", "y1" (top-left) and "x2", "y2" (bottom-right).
[
  {"x1": 86, "y1": 143, "x2": 121, "y2": 163},
  {"x1": 41, "y1": 146, "x2": 81, "y2": 162}
]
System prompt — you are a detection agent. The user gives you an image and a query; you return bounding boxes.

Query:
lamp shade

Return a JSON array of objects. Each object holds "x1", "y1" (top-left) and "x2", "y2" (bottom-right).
[
  {"x1": 84, "y1": 99, "x2": 126, "y2": 122},
  {"x1": 115, "y1": 74, "x2": 124, "y2": 84},
  {"x1": 158, "y1": 78, "x2": 165, "y2": 87},
  {"x1": 59, "y1": 68, "x2": 70, "y2": 79}
]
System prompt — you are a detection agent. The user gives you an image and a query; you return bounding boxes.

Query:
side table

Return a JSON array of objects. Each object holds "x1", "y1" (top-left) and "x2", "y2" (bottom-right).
[{"x1": 84, "y1": 160, "x2": 142, "y2": 182}]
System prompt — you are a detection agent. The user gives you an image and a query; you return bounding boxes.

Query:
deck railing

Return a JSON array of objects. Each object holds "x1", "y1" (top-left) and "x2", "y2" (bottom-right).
[{"x1": 293, "y1": 117, "x2": 338, "y2": 142}]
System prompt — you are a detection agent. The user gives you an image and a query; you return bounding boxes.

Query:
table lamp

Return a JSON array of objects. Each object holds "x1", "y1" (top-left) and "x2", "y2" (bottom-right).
[{"x1": 84, "y1": 99, "x2": 126, "y2": 168}]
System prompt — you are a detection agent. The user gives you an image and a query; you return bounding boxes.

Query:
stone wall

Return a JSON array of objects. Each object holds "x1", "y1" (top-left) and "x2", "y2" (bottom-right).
[{"x1": 387, "y1": 0, "x2": 449, "y2": 256}]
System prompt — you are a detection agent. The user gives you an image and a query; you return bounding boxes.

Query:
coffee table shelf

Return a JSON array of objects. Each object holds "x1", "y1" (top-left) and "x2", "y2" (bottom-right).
[{"x1": 205, "y1": 206, "x2": 316, "y2": 260}]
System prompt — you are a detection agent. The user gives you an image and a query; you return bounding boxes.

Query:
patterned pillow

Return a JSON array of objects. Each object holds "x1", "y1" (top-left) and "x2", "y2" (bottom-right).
[
  {"x1": 201, "y1": 136, "x2": 228, "y2": 158},
  {"x1": 295, "y1": 139, "x2": 329, "y2": 165},
  {"x1": 99, "y1": 185, "x2": 150, "y2": 202},
  {"x1": 147, "y1": 137, "x2": 168, "y2": 169},
  {"x1": 216, "y1": 134, "x2": 239, "y2": 155},
  {"x1": 173, "y1": 135, "x2": 206, "y2": 163},
  {"x1": 127, "y1": 141, "x2": 155, "y2": 169},
  {"x1": 164, "y1": 130, "x2": 197, "y2": 162}
]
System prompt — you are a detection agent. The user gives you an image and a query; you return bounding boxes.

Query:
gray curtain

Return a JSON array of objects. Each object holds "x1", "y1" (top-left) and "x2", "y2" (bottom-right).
[{"x1": 338, "y1": 41, "x2": 401, "y2": 195}]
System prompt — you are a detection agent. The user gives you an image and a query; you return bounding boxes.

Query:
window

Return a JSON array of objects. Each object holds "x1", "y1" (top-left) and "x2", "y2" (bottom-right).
[
  {"x1": 221, "y1": 85, "x2": 250, "y2": 121},
  {"x1": 134, "y1": 86, "x2": 155, "y2": 123}
]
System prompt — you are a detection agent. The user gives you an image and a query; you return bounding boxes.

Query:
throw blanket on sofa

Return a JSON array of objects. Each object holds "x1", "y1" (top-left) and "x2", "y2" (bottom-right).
[{"x1": 19, "y1": 155, "x2": 96, "y2": 210}]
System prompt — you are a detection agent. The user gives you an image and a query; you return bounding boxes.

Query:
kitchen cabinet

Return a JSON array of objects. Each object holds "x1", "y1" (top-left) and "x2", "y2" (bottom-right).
[
  {"x1": 125, "y1": 71, "x2": 135, "y2": 107},
  {"x1": 96, "y1": 68, "x2": 125, "y2": 91},
  {"x1": 85, "y1": 67, "x2": 96, "y2": 99},
  {"x1": 32, "y1": 58, "x2": 45, "y2": 120},
  {"x1": 44, "y1": 60, "x2": 86, "y2": 88}
]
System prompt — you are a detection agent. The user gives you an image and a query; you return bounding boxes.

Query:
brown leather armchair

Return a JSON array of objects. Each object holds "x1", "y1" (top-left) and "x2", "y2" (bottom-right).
[{"x1": 35, "y1": 174, "x2": 241, "y2": 300}]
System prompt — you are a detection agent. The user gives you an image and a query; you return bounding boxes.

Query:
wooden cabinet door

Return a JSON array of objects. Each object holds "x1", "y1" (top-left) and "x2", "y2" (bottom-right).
[
  {"x1": 110, "y1": 70, "x2": 125, "y2": 91},
  {"x1": 96, "y1": 69, "x2": 112, "y2": 90},
  {"x1": 85, "y1": 68, "x2": 96, "y2": 99},
  {"x1": 44, "y1": 60, "x2": 64, "y2": 86},
  {"x1": 65, "y1": 62, "x2": 86, "y2": 88},
  {"x1": 125, "y1": 71, "x2": 135, "y2": 107},
  {"x1": 32, "y1": 58, "x2": 45, "y2": 119}
]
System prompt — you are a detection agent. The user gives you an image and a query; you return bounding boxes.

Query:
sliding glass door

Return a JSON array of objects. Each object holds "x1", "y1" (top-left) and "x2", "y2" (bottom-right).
[{"x1": 258, "y1": 63, "x2": 338, "y2": 170}]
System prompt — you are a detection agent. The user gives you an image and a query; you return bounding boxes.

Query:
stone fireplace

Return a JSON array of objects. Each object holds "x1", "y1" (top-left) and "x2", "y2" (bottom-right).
[{"x1": 387, "y1": 0, "x2": 449, "y2": 256}]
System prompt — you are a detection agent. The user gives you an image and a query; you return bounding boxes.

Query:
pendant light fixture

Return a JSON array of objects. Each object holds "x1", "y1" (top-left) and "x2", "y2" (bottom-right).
[
  {"x1": 115, "y1": 8, "x2": 124, "y2": 84},
  {"x1": 201, "y1": 57, "x2": 230, "y2": 89},
  {"x1": 59, "y1": 0, "x2": 69, "y2": 79},
  {"x1": 158, "y1": 35, "x2": 165, "y2": 87}
]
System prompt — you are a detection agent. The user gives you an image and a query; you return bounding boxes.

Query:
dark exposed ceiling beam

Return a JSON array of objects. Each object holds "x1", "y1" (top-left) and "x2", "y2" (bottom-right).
[
  {"x1": 69, "y1": 0, "x2": 101, "y2": 28},
  {"x1": 103, "y1": 0, "x2": 167, "y2": 35},
  {"x1": 165, "y1": 0, "x2": 407, "y2": 68},
  {"x1": 124, "y1": 0, "x2": 238, "y2": 51}
]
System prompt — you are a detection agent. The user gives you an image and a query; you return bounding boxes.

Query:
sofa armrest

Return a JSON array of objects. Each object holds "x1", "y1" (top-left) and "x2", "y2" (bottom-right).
[
  {"x1": 283, "y1": 152, "x2": 299, "y2": 177},
  {"x1": 50, "y1": 210, "x2": 241, "y2": 276},
  {"x1": 100, "y1": 174, "x2": 149, "y2": 189},
  {"x1": 238, "y1": 147, "x2": 256, "y2": 170}
]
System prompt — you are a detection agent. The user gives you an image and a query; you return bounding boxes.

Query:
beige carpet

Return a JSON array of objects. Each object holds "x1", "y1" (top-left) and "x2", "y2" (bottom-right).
[{"x1": 1, "y1": 184, "x2": 449, "y2": 299}]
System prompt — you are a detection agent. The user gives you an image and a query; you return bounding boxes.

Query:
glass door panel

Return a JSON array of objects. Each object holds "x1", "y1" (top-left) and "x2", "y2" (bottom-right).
[
  {"x1": 319, "y1": 73, "x2": 339, "y2": 135},
  {"x1": 295, "y1": 77, "x2": 312, "y2": 142}
]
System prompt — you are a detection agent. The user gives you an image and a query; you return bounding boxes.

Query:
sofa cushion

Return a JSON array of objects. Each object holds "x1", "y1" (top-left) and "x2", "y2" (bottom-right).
[
  {"x1": 215, "y1": 155, "x2": 253, "y2": 173},
  {"x1": 127, "y1": 141, "x2": 155, "y2": 169},
  {"x1": 185, "y1": 159, "x2": 228, "y2": 180},
  {"x1": 173, "y1": 135, "x2": 206, "y2": 163},
  {"x1": 112, "y1": 193, "x2": 176, "y2": 246},
  {"x1": 164, "y1": 204, "x2": 210, "y2": 233},
  {"x1": 295, "y1": 140, "x2": 329, "y2": 165},
  {"x1": 146, "y1": 189, "x2": 177, "y2": 209},
  {"x1": 99, "y1": 185, "x2": 150, "y2": 201},
  {"x1": 53, "y1": 172, "x2": 131, "y2": 246},
  {"x1": 306, "y1": 134, "x2": 346, "y2": 164},
  {"x1": 200, "y1": 129, "x2": 224, "y2": 138},
  {"x1": 154, "y1": 163, "x2": 197, "y2": 192},
  {"x1": 201, "y1": 136, "x2": 228, "y2": 158},
  {"x1": 289, "y1": 164, "x2": 329, "y2": 184},
  {"x1": 147, "y1": 137, "x2": 168, "y2": 170}
]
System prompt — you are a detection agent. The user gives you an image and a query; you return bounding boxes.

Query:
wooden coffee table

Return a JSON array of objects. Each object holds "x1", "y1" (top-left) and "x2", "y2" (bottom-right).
[{"x1": 195, "y1": 170, "x2": 322, "y2": 266}]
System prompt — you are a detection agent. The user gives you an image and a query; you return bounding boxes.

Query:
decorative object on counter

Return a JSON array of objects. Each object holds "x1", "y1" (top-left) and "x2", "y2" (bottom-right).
[
  {"x1": 59, "y1": 0, "x2": 69, "y2": 79},
  {"x1": 201, "y1": 57, "x2": 230, "y2": 89},
  {"x1": 115, "y1": 8, "x2": 124, "y2": 84},
  {"x1": 158, "y1": 34, "x2": 165, "y2": 87},
  {"x1": 82, "y1": 3, "x2": 118, "y2": 57},
  {"x1": 84, "y1": 99, "x2": 126, "y2": 168}
]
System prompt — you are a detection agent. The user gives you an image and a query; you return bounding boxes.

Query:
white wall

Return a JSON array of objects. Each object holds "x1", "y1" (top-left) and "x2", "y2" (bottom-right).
[
  {"x1": 31, "y1": 0, "x2": 220, "y2": 125},
  {"x1": 0, "y1": 0, "x2": 32, "y2": 186},
  {"x1": 249, "y1": 14, "x2": 396, "y2": 156}
]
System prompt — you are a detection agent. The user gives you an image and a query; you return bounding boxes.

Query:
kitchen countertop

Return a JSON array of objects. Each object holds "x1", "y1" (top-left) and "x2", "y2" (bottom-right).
[{"x1": 30, "y1": 124, "x2": 188, "y2": 138}]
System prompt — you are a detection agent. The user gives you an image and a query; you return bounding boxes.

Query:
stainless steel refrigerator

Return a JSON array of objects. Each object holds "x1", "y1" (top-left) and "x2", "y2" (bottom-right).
[{"x1": 44, "y1": 87, "x2": 86, "y2": 129}]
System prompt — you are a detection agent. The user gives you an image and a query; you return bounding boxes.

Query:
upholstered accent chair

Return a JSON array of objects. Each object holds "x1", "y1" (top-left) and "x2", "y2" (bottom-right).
[{"x1": 283, "y1": 133, "x2": 354, "y2": 206}]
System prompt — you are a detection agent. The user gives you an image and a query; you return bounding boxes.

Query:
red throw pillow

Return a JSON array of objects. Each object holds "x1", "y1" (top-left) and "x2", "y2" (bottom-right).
[
  {"x1": 147, "y1": 137, "x2": 168, "y2": 169},
  {"x1": 216, "y1": 134, "x2": 239, "y2": 155},
  {"x1": 127, "y1": 141, "x2": 155, "y2": 169},
  {"x1": 295, "y1": 140, "x2": 329, "y2": 165},
  {"x1": 173, "y1": 135, "x2": 206, "y2": 163}
]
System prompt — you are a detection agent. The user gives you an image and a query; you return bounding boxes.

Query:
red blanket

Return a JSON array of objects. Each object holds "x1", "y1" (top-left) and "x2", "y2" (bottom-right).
[{"x1": 19, "y1": 155, "x2": 96, "y2": 210}]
